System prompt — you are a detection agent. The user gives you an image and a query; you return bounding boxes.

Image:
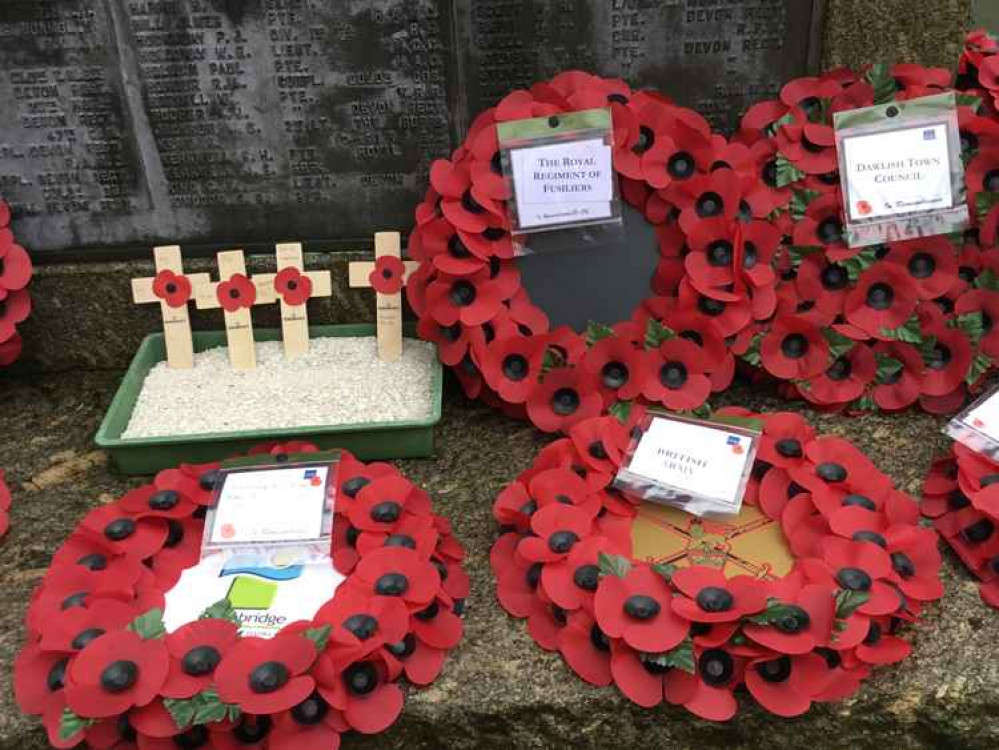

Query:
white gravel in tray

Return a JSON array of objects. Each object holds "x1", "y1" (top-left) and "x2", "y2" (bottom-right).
[{"x1": 122, "y1": 337, "x2": 438, "y2": 439}]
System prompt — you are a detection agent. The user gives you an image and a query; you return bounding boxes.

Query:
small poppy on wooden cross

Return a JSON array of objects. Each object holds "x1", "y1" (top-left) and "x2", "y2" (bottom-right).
[
  {"x1": 349, "y1": 232, "x2": 419, "y2": 362},
  {"x1": 131, "y1": 245, "x2": 210, "y2": 369},
  {"x1": 254, "y1": 242, "x2": 332, "y2": 361},
  {"x1": 195, "y1": 249, "x2": 272, "y2": 370}
]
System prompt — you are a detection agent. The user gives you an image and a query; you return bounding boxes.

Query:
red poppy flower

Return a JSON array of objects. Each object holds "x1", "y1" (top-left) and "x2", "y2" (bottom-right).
[
  {"x1": 816, "y1": 538, "x2": 902, "y2": 616},
  {"x1": 884, "y1": 526, "x2": 944, "y2": 602},
  {"x1": 368, "y1": 256, "x2": 406, "y2": 296},
  {"x1": 884, "y1": 237, "x2": 959, "y2": 301},
  {"x1": 639, "y1": 114, "x2": 714, "y2": 192},
  {"x1": 64, "y1": 630, "x2": 169, "y2": 718},
  {"x1": 479, "y1": 334, "x2": 545, "y2": 403},
  {"x1": 917, "y1": 324, "x2": 974, "y2": 397},
  {"x1": 664, "y1": 648, "x2": 741, "y2": 721},
  {"x1": 758, "y1": 412, "x2": 816, "y2": 468},
  {"x1": 675, "y1": 168, "x2": 747, "y2": 235},
  {"x1": 346, "y1": 474, "x2": 430, "y2": 535},
  {"x1": 580, "y1": 335, "x2": 649, "y2": 404},
  {"x1": 383, "y1": 632, "x2": 448, "y2": 687},
  {"x1": 607, "y1": 644, "x2": 684, "y2": 708},
  {"x1": 161, "y1": 618, "x2": 240, "y2": 699},
  {"x1": 14, "y1": 644, "x2": 72, "y2": 718},
  {"x1": 79, "y1": 505, "x2": 169, "y2": 561},
  {"x1": 215, "y1": 633, "x2": 317, "y2": 714},
  {"x1": 525, "y1": 367, "x2": 602, "y2": 433},
  {"x1": 349, "y1": 546, "x2": 440, "y2": 610},
  {"x1": 802, "y1": 343, "x2": 876, "y2": 406},
  {"x1": 760, "y1": 316, "x2": 830, "y2": 380},
  {"x1": 671, "y1": 568, "x2": 768, "y2": 623},
  {"x1": 39, "y1": 598, "x2": 139, "y2": 653},
  {"x1": 844, "y1": 265, "x2": 918, "y2": 338},
  {"x1": 642, "y1": 338, "x2": 712, "y2": 410},
  {"x1": 316, "y1": 588, "x2": 410, "y2": 656},
  {"x1": 777, "y1": 119, "x2": 838, "y2": 175},
  {"x1": 593, "y1": 566, "x2": 689, "y2": 652},
  {"x1": 275, "y1": 267, "x2": 314, "y2": 306},
  {"x1": 556, "y1": 610, "x2": 613, "y2": 687},
  {"x1": 425, "y1": 267, "x2": 512, "y2": 327},
  {"x1": 541, "y1": 536, "x2": 623, "y2": 613},
  {"x1": 743, "y1": 584, "x2": 834, "y2": 654},
  {"x1": 151, "y1": 270, "x2": 192, "y2": 308},
  {"x1": 568, "y1": 416, "x2": 630, "y2": 475},
  {"x1": 0, "y1": 237, "x2": 32, "y2": 292},
  {"x1": 0, "y1": 288, "x2": 31, "y2": 341},
  {"x1": 268, "y1": 695, "x2": 346, "y2": 750},
  {"x1": 676, "y1": 279, "x2": 753, "y2": 337},
  {"x1": 745, "y1": 652, "x2": 829, "y2": 717},
  {"x1": 312, "y1": 650, "x2": 403, "y2": 735},
  {"x1": 870, "y1": 341, "x2": 923, "y2": 411},
  {"x1": 792, "y1": 194, "x2": 851, "y2": 261},
  {"x1": 517, "y1": 504, "x2": 593, "y2": 565},
  {"x1": 216, "y1": 273, "x2": 256, "y2": 313}
]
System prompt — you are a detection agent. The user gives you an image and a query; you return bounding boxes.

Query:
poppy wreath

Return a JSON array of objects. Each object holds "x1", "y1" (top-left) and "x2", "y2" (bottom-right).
[
  {"x1": 409, "y1": 34, "x2": 999, "y2": 430},
  {"x1": 0, "y1": 197, "x2": 33, "y2": 367},
  {"x1": 921, "y1": 440, "x2": 999, "y2": 609},
  {"x1": 490, "y1": 407, "x2": 943, "y2": 719},
  {"x1": 14, "y1": 442, "x2": 468, "y2": 749}
]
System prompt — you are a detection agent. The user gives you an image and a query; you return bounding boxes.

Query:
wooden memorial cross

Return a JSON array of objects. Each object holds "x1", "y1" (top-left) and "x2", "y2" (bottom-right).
[
  {"x1": 348, "y1": 232, "x2": 419, "y2": 362},
  {"x1": 195, "y1": 250, "x2": 269, "y2": 370},
  {"x1": 131, "y1": 245, "x2": 210, "y2": 369},
  {"x1": 254, "y1": 242, "x2": 332, "y2": 360}
]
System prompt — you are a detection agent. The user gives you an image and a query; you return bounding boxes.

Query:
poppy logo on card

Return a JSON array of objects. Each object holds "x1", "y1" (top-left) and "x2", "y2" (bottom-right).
[
  {"x1": 304, "y1": 469, "x2": 323, "y2": 486},
  {"x1": 974, "y1": 418, "x2": 986, "y2": 428},
  {"x1": 726, "y1": 435, "x2": 744, "y2": 454},
  {"x1": 220, "y1": 523, "x2": 236, "y2": 539},
  {"x1": 856, "y1": 200, "x2": 872, "y2": 216}
]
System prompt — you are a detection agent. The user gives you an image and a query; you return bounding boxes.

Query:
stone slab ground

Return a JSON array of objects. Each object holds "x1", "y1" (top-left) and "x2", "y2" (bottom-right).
[{"x1": 0, "y1": 373, "x2": 997, "y2": 749}]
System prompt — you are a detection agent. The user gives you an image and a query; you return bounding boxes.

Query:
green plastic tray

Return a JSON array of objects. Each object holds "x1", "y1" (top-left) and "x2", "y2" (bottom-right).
[{"x1": 95, "y1": 323, "x2": 442, "y2": 475}]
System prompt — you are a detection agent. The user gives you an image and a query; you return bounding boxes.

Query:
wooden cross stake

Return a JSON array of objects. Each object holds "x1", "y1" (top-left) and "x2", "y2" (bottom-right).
[
  {"x1": 195, "y1": 250, "x2": 270, "y2": 370},
  {"x1": 254, "y1": 242, "x2": 332, "y2": 360},
  {"x1": 131, "y1": 245, "x2": 210, "y2": 369},
  {"x1": 348, "y1": 231, "x2": 419, "y2": 362}
]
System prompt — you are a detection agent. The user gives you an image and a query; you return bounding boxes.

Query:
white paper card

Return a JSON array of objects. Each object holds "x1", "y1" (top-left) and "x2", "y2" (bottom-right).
[
  {"x1": 209, "y1": 466, "x2": 329, "y2": 545},
  {"x1": 626, "y1": 418, "x2": 754, "y2": 510},
  {"x1": 842, "y1": 122, "x2": 953, "y2": 222},
  {"x1": 164, "y1": 551, "x2": 344, "y2": 638},
  {"x1": 511, "y1": 137, "x2": 614, "y2": 229},
  {"x1": 964, "y1": 394, "x2": 999, "y2": 436}
]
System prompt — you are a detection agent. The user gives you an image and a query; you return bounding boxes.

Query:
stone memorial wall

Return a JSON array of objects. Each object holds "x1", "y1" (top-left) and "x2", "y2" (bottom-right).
[{"x1": 0, "y1": 0, "x2": 823, "y2": 258}]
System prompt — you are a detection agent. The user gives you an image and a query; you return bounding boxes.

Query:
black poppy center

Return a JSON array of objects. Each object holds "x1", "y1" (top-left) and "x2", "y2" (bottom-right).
[
  {"x1": 775, "y1": 438, "x2": 803, "y2": 458},
  {"x1": 707, "y1": 240, "x2": 733, "y2": 267},
  {"x1": 696, "y1": 586, "x2": 734, "y2": 613},
  {"x1": 698, "y1": 296, "x2": 725, "y2": 316},
  {"x1": 502, "y1": 354, "x2": 529, "y2": 381},
  {"x1": 774, "y1": 605, "x2": 811, "y2": 634},
  {"x1": 343, "y1": 614, "x2": 379, "y2": 641},
  {"x1": 387, "y1": 634, "x2": 417, "y2": 660},
  {"x1": 72, "y1": 628, "x2": 106, "y2": 650},
  {"x1": 548, "y1": 530, "x2": 579, "y2": 554},
  {"x1": 835, "y1": 567, "x2": 872, "y2": 591},
  {"x1": 907, "y1": 252, "x2": 936, "y2": 279},
  {"x1": 344, "y1": 662, "x2": 378, "y2": 695},
  {"x1": 817, "y1": 462, "x2": 847, "y2": 482},
  {"x1": 866, "y1": 282, "x2": 895, "y2": 310},
  {"x1": 76, "y1": 553, "x2": 107, "y2": 571},
  {"x1": 181, "y1": 645, "x2": 221, "y2": 677},
  {"x1": 985, "y1": 169, "x2": 999, "y2": 192},
  {"x1": 342, "y1": 476, "x2": 370, "y2": 498},
  {"x1": 526, "y1": 562, "x2": 542, "y2": 589},
  {"x1": 441, "y1": 323, "x2": 462, "y2": 343},
  {"x1": 925, "y1": 343, "x2": 952, "y2": 371},
  {"x1": 756, "y1": 655, "x2": 792, "y2": 683},
  {"x1": 762, "y1": 159, "x2": 778, "y2": 187},
  {"x1": 371, "y1": 501, "x2": 402, "y2": 524},
  {"x1": 61, "y1": 592, "x2": 88, "y2": 610},
  {"x1": 817, "y1": 217, "x2": 843, "y2": 245},
  {"x1": 228, "y1": 287, "x2": 241, "y2": 300},
  {"x1": 104, "y1": 518, "x2": 136, "y2": 542},
  {"x1": 852, "y1": 530, "x2": 887, "y2": 548},
  {"x1": 821, "y1": 264, "x2": 848, "y2": 290},
  {"x1": 668, "y1": 151, "x2": 695, "y2": 179},
  {"x1": 624, "y1": 594, "x2": 661, "y2": 620},
  {"x1": 600, "y1": 361, "x2": 629, "y2": 389},
  {"x1": 100, "y1": 660, "x2": 139, "y2": 693},
  {"x1": 375, "y1": 572, "x2": 409, "y2": 596},
  {"x1": 660, "y1": 362, "x2": 689, "y2": 390},
  {"x1": 947, "y1": 489, "x2": 971, "y2": 511},
  {"x1": 696, "y1": 191, "x2": 724, "y2": 218},
  {"x1": 47, "y1": 657, "x2": 69, "y2": 692},
  {"x1": 232, "y1": 715, "x2": 272, "y2": 744},
  {"x1": 842, "y1": 494, "x2": 876, "y2": 511},
  {"x1": 780, "y1": 333, "x2": 809, "y2": 359},
  {"x1": 551, "y1": 387, "x2": 580, "y2": 416},
  {"x1": 827, "y1": 357, "x2": 853, "y2": 381},
  {"x1": 149, "y1": 490, "x2": 180, "y2": 511},
  {"x1": 589, "y1": 624, "x2": 611, "y2": 652},
  {"x1": 743, "y1": 241, "x2": 758, "y2": 268},
  {"x1": 291, "y1": 691, "x2": 329, "y2": 726},
  {"x1": 460, "y1": 190, "x2": 485, "y2": 214},
  {"x1": 699, "y1": 649, "x2": 734, "y2": 686},
  {"x1": 680, "y1": 330, "x2": 704, "y2": 347},
  {"x1": 449, "y1": 280, "x2": 477, "y2": 307},
  {"x1": 385, "y1": 533, "x2": 416, "y2": 549},
  {"x1": 249, "y1": 661, "x2": 289, "y2": 694},
  {"x1": 962, "y1": 518, "x2": 994, "y2": 543},
  {"x1": 573, "y1": 564, "x2": 600, "y2": 591},
  {"x1": 891, "y1": 552, "x2": 916, "y2": 579}
]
